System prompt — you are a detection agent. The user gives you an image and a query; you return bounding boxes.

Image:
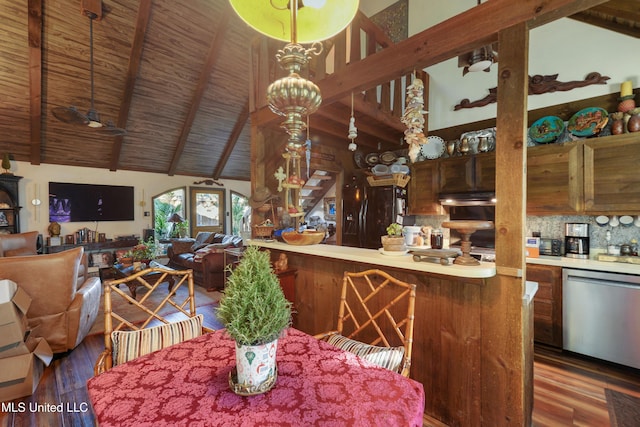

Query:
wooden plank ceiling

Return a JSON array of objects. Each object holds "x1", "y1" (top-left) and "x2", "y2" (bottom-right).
[{"x1": 0, "y1": 0, "x2": 636, "y2": 181}]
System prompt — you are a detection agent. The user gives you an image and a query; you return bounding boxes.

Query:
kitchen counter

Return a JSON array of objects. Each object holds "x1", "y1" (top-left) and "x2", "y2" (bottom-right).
[
  {"x1": 527, "y1": 255, "x2": 640, "y2": 275},
  {"x1": 248, "y1": 240, "x2": 496, "y2": 279}
]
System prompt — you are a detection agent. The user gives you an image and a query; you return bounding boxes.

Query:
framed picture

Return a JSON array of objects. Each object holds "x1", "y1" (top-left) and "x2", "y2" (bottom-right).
[
  {"x1": 91, "y1": 252, "x2": 113, "y2": 268},
  {"x1": 324, "y1": 197, "x2": 336, "y2": 222},
  {"x1": 190, "y1": 187, "x2": 225, "y2": 235}
]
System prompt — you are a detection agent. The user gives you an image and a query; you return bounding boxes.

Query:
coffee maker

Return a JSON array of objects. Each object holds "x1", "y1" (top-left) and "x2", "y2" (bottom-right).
[{"x1": 565, "y1": 223, "x2": 589, "y2": 259}]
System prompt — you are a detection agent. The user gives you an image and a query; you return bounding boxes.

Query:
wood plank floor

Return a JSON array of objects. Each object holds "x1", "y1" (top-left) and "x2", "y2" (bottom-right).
[{"x1": 2, "y1": 312, "x2": 639, "y2": 426}]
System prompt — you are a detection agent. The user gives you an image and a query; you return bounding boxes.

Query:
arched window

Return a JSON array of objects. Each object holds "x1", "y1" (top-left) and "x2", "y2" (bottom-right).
[{"x1": 152, "y1": 187, "x2": 186, "y2": 240}]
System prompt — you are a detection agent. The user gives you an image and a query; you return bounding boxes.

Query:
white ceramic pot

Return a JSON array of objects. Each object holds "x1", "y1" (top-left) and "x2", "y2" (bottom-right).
[
  {"x1": 403, "y1": 226, "x2": 422, "y2": 247},
  {"x1": 235, "y1": 339, "x2": 278, "y2": 388}
]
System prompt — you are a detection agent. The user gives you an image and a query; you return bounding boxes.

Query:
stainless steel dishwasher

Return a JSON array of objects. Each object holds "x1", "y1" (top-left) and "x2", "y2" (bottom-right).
[{"x1": 563, "y1": 268, "x2": 640, "y2": 369}]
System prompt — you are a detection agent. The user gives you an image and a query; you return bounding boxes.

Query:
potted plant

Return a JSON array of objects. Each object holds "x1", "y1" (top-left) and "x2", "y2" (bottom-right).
[
  {"x1": 381, "y1": 222, "x2": 406, "y2": 251},
  {"x1": 216, "y1": 245, "x2": 292, "y2": 394},
  {"x1": 124, "y1": 238, "x2": 157, "y2": 268}
]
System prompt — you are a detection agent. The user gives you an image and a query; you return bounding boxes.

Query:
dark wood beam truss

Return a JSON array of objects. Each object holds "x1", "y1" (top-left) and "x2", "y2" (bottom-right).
[
  {"x1": 28, "y1": 0, "x2": 42, "y2": 165},
  {"x1": 109, "y1": 0, "x2": 152, "y2": 171},
  {"x1": 167, "y1": 5, "x2": 232, "y2": 176},
  {"x1": 213, "y1": 99, "x2": 249, "y2": 180}
]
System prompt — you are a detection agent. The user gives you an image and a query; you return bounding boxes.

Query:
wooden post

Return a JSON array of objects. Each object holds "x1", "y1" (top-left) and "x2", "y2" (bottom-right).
[{"x1": 482, "y1": 22, "x2": 531, "y2": 425}]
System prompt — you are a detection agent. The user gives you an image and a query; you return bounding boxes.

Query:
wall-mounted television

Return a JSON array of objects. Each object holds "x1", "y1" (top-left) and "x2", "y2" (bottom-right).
[{"x1": 49, "y1": 182, "x2": 135, "y2": 222}]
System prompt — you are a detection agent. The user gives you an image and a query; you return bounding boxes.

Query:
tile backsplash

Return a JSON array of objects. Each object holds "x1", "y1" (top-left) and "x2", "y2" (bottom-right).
[
  {"x1": 414, "y1": 214, "x2": 640, "y2": 251},
  {"x1": 527, "y1": 215, "x2": 640, "y2": 250}
]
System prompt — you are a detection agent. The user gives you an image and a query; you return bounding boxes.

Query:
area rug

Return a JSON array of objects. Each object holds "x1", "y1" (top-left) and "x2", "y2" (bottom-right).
[
  {"x1": 89, "y1": 282, "x2": 221, "y2": 335},
  {"x1": 605, "y1": 388, "x2": 640, "y2": 427}
]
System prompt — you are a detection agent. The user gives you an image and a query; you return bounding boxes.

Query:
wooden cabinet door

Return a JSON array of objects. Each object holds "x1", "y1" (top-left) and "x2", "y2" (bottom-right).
[
  {"x1": 527, "y1": 142, "x2": 582, "y2": 215},
  {"x1": 439, "y1": 156, "x2": 473, "y2": 193},
  {"x1": 474, "y1": 152, "x2": 496, "y2": 192},
  {"x1": 583, "y1": 134, "x2": 640, "y2": 214},
  {"x1": 526, "y1": 264, "x2": 562, "y2": 348},
  {"x1": 408, "y1": 161, "x2": 442, "y2": 215}
]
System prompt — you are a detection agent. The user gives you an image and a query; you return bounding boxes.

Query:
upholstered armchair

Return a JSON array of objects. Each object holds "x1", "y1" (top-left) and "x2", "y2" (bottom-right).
[
  {"x1": 0, "y1": 230, "x2": 38, "y2": 257},
  {"x1": 0, "y1": 247, "x2": 101, "y2": 353}
]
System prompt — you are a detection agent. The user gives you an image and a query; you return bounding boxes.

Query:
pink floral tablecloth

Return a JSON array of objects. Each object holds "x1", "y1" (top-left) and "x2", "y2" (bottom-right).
[{"x1": 87, "y1": 328, "x2": 425, "y2": 426}]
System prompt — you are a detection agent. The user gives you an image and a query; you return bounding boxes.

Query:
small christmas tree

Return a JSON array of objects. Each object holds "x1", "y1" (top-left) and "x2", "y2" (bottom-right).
[{"x1": 1, "y1": 153, "x2": 12, "y2": 174}]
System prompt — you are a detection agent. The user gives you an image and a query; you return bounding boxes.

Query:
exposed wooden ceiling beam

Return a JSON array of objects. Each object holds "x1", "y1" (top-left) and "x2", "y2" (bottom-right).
[
  {"x1": 28, "y1": 0, "x2": 42, "y2": 165},
  {"x1": 109, "y1": 0, "x2": 152, "y2": 171},
  {"x1": 570, "y1": 0, "x2": 640, "y2": 38},
  {"x1": 252, "y1": 0, "x2": 609, "y2": 128},
  {"x1": 339, "y1": 94, "x2": 406, "y2": 133},
  {"x1": 167, "y1": 5, "x2": 232, "y2": 176},
  {"x1": 213, "y1": 99, "x2": 249, "y2": 180},
  {"x1": 315, "y1": 102, "x2": 401, "y2": 143}
]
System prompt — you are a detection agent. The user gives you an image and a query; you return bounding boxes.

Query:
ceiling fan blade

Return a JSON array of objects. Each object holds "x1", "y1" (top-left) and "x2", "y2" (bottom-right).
[
  {"x1": 98, "y1": 122, "x2": 127, "y2": 136},
  {"x1": 52, "y1": 106, "x2": 90, "y2": 125}
]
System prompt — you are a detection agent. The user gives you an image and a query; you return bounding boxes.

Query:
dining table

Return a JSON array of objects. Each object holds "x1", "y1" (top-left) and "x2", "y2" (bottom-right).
[{"x1": 86, "y1": 328, "x2": 425, "y2": 426}]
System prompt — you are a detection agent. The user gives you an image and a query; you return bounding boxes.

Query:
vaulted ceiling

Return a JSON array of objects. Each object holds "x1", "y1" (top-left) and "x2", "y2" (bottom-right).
[{"x1": 0, "y1": 1, "x2": 637, "y2": 181}]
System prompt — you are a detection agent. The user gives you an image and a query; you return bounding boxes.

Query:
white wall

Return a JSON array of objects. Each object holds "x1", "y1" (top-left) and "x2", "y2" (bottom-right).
[
  {"x1": 363, "y1": 1, "x2": 640, "y2": 130},
  {"x1": 11, "y1": 161, "x2": 250, "y2": 240}
]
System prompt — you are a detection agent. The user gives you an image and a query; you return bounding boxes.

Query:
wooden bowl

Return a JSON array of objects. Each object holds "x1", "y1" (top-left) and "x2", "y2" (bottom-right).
[{"x1": 281, "y1": 230, "x2": 325, "y2": 245}]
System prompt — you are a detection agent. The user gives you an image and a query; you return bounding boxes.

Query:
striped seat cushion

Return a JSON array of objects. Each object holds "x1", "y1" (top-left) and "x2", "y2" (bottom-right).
[
  {"x1": 111, "y1": 314, "x2": 204, "y2": 366},
  {"x1": 327, "y1": 334, "x2": 405, "y2": 373}
]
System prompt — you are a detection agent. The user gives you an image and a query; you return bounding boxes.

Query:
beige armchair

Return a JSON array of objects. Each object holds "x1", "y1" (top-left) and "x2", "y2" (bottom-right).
[
  {"x1": 0, "y1": 230, "x2": 38, "y2": 257},
  {"x1": 0, "y1": 247, "x2": 101, "y2": 353}
]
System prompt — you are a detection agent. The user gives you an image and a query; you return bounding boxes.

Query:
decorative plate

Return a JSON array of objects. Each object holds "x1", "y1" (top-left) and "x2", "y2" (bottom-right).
[
  {"x1": 420, "y1": 136, "x2": 445, "y2": 160},
  {"x1": 378, "y1": 248, "x2": 409, "y2": 256},
  {"x1": 353, "y1": 151, "x2": 367, "y2": 169},
  {"x1": 529, "y1": 116, "x2": 565, "y2": 143},
  {"x1": 380, "y1": 151, "x2": 397, "y2": 165},
  {"x1": 365, "y1": 152, "x2": 379, "y2": 166},
  {"x1": 567, "y1": 107, "x2": 609, "y2": 137}
]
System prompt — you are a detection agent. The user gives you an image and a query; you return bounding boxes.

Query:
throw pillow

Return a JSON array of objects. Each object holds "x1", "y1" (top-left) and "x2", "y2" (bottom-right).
[
  {"x1": 327, "y1": 333, "x2": 405, "y2": 374},
  {"x1": 193, "y1": 243, "x2": 227, "y2": 263},
  {"x1": 111, "y1": 314, "x2": 204, "y2": 366},
  {"x1": 171, "y1": 239, "x2": 196, "y2": 255}
]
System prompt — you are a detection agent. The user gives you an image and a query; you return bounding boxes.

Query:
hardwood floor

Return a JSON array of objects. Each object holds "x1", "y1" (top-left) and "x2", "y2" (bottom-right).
[{"x1": 2, "y1": 312, "x2": 639, "y2": 426}]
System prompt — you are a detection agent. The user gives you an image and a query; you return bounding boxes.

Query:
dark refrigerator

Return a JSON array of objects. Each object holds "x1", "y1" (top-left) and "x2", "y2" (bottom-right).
[{"x1": 342, "y1": 181, "x2": 409, "y2": 249}]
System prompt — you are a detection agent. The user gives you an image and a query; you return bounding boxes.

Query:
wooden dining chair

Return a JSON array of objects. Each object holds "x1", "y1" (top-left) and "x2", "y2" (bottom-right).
[
  {"x1": 315, "y1": 269, "x2": 416, "y2": 377},
  {"x1": 94, "y1": 266, "x2": 213, "y2": 375}
]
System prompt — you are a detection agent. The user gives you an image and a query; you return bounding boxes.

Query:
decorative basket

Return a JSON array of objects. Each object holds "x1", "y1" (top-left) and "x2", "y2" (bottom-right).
[
  {"x1": 253, "y1": 225, "x2": 274, "y2": 239},
  {"x1": 367, "y1": 173, "x2": 410, "y2": 188},
  {"x1": 381, "y1": 235, "x2": 406, "y2": 251}
]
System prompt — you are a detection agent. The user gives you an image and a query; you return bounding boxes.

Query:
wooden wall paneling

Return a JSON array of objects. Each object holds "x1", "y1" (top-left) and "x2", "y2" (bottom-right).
[
  {"x1": 273, "y1": 249, "x2": 490, "y2": 425},
  {"x1": 483, "y1": 22, "x2": 530, "y2": 426}
]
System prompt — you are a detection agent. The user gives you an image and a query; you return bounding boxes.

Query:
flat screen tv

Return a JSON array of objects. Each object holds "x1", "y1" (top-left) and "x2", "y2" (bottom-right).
[{"x1": 49, "y1": 182, "x2": 135, "y2": 222}]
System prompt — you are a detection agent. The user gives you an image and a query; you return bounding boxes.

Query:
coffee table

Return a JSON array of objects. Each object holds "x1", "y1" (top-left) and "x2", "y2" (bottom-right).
[{"x1": 110, "y1": 261, "x2": 175, "y2": 299}]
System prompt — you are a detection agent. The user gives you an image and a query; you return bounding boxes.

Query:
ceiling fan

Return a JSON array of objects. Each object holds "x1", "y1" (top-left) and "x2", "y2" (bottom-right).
[
  {"x1": 457, "y1": 0, "x2": 498, "y2": 76},
  {"x1": 458, "y1": 43, "x2": 498, "y2": 76},
  {"x1": 52, "y1": 4, "x2": 126, "y2": 136}
]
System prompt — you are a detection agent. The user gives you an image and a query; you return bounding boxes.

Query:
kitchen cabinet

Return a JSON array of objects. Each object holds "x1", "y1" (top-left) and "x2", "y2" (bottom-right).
[
  {"x1": 439, "y1": 156, "x2": 473, "y2": 193},
  {"x1": 475, "y1": 152, "x2": 496, "y2": 191},
  {"x1": 583, "y1": 134, "x2": 640, "y2": 214},
  {"x1": 409, "y1": 160, "x2": 442, "y2": 215},
  {"x1": 439, "y1": 153, "x2": 495, "y2": 193},
  {"x1": 0, "y1": 174, "x2": 22, "y2": 234},
  {"x1": 527, "y1": 142, "x2": 582, "y2": 215},
  {"x1": 527, "y1": 264, "x2": 562, "y2": 348}
]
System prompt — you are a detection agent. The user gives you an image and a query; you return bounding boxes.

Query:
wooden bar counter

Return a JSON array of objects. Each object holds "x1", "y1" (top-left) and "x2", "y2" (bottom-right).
[{"x1": 250, "y1": 240, "x2": 518, "y2": 426}]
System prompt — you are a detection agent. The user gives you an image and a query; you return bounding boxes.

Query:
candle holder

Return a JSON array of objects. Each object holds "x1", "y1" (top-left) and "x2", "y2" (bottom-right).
[{"x1": 618, "y1": 94, "x2": 636, "y2": 114}]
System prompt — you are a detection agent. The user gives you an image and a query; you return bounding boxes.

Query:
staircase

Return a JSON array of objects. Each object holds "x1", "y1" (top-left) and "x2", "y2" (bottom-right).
[{"x1": 300, "y1": 170, "x2": 335, "y2": 218}]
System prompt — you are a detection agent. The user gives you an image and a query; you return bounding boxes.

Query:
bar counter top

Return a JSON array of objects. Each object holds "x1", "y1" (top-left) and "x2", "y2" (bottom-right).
[{"x1": 248, "y1": 240, "x2": 496, "y2": 279}]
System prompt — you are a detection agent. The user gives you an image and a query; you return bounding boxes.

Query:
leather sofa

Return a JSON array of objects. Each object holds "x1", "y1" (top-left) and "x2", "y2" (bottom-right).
[
  {"x1": 0, "y1": 231, "x2": 38, "y2": 257},
  {"x1": 167, "y1": 232, "x2": 243, "y2": 291},
  {"x1": 0, "y1": 247, "x2": 101, "y2": 353}
]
